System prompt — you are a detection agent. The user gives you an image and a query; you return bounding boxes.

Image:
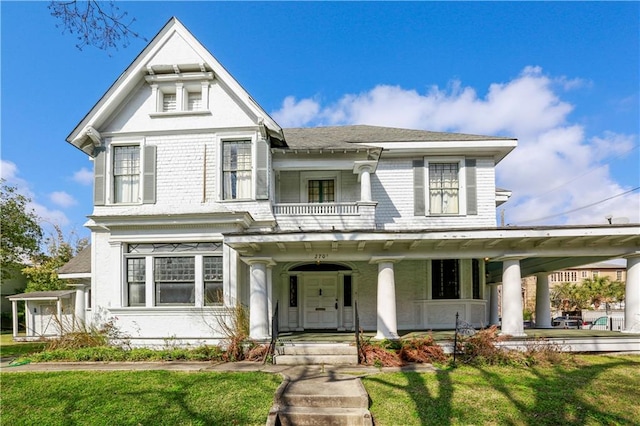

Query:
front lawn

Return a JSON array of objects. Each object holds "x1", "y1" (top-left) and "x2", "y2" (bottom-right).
[
  {"x1": 0, "y1": 333, "x2": 46, "y2": 358},
  {"x1": 1, "y1": 370, "x2": 281, "y2": 425},
  {"x1": 363, "y1": 354, "x2": 640, "y2": 425}
]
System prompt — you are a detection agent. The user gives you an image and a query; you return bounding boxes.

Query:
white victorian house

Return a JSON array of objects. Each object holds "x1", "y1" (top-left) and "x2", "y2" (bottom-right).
[{"x1": 61, "y1": 18, "x2": 640, "y2": 346}]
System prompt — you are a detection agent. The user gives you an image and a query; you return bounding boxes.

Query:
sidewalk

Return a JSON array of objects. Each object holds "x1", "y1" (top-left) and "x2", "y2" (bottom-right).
[{"x1": 0, "y1": 359, "x2": 437, "y2": 375}]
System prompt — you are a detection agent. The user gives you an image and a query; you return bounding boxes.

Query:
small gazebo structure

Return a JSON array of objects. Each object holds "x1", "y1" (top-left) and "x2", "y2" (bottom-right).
[{"x1": 6, "y1": 290, "x2": 76, "y2": 341}]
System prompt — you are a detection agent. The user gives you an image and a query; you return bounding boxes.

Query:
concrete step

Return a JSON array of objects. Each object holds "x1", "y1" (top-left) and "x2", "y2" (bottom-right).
[
  {"x1": 274, "y1": 406, "x2": 373, "y2": 426},
  {"x1": 278, "y1": 343, "x2": 357, "y2": 356},
  {"x1": 279, "y1": 393, "x2": 368, "y2": 409},
  {"x1": 274, "y1": 354, "x2": 358, "y2": 365}
]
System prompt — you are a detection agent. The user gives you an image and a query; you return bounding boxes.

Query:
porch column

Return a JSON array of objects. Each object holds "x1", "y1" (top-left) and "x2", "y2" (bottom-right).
[
  {"x1": 11, "y1": 300, "x2": 18, "y2": 338},
  {"x1": 622, "y1": 253, "x2": 640, "y2": 334},
  {"x1": 72, "y1": 284, "x2": 87, "y2": 327},
  {"x1": 243, "y1": 258, "x2": 275, "y2": 340},
  {"x1": 353, "y1": 161, "x2": 377, "y2": 203},
  {"x1": 56, "y1": 298, "x2": 63, "y2": 336},
  {"x1": 370, "y1": 256, "x2": 404, "y2": 340},
  {"x1": 501, "y1": 258, "x2": 526, "y2": 337},
  {"x1": 489, "y1": 283, "x2": 500, "y2": 326},
  {"x1": 535, "y1": 273, "x2": 552, "y2": 328}
]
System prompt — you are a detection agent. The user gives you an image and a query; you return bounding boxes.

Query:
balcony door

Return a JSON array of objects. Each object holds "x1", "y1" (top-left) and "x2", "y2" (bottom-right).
[{"x1": 303, "y1": 274, "x2": 338, "y2": 329}]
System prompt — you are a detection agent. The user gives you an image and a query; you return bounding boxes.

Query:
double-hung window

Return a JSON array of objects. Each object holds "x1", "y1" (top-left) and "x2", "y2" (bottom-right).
[
  {"x1": 223, "y1": 140, "x2": 252, "y2": 200},
  {"x1": 308, "y1": 179, "x2": 335, "y2": 203},
  {"x1": 113, "y1": 146, "x2": 140, "y2": 203},
  {"x1": 204, "y1": 256, "x2": 223, "y2": 305},
  {"x1": 127, "y1": 258, "x2": 146, "y2": 306},
  {"x1": 429, "y1": 163, "x2": 459, "y2": 214}
]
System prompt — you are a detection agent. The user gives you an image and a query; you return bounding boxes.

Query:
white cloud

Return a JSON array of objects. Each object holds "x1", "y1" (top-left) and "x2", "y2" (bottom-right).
[
  {"x1": 272, "y1": 96, "x2": 321, "y2": 127},
  {"x1": 271, "y1": 66, "x2": 640, "y2": 225},
  {"x1": 1, "y1": 160, "x2": 71, "y2": 228},
  {"x1": 50, "y1": 191, "x2": 77, "y2": 208},
  {"x1": 73, "y1": 167, "x2": 93, "y2": 186}
]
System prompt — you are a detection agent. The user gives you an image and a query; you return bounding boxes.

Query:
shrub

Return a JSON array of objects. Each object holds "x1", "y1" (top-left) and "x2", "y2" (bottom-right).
[
  {"x1": 455, "y1": 325, "x2": 573, "y2": 367},
  {"x1": 359, "y1": 337, "x2": 404, "y2": 367},
  {"x1": 399, "y1": 336, "x2": 447, "y2": 364}
]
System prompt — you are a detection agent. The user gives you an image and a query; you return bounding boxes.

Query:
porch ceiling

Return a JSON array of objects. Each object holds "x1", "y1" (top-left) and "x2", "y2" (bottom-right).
[{"x1": 224, "y1": 224, "x2": 640, "y2": 280}]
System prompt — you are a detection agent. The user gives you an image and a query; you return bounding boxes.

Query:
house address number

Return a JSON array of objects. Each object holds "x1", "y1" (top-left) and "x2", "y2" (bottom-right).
[{"x1": 314, "y1": 253, "x2": 329, "y2": 260}]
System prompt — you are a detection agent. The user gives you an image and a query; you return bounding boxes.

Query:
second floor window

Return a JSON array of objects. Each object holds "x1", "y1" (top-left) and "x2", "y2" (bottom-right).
[
  {"x1": 308, "y1": 179, "x2": 335, "y2": 203},
  {"x1": 223, "y1": 140, "x2": 252, "y2": 200},
  {"x1": 429, "y1": 163, "x2": 459, "y2": 214},
  {"x1": 113, "y1": 146, "x2": 140, "y2": 203}
]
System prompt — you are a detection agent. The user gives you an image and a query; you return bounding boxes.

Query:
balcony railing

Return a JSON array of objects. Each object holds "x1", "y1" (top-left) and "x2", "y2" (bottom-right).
[{"x1": 273, "y1": 203, "x2": 360, "y2": 216}]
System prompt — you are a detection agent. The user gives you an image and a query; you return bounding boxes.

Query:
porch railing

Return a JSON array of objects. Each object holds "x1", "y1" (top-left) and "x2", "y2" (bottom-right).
[{"x1": 273, "y1": 203, "x2": 360, "y2": 216}]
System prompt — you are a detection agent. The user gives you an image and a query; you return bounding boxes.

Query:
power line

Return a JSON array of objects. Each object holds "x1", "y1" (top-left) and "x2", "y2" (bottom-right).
[
  {"x1": 513, "y1": 186, "x2": 640, "y2": 225},
  {"x1": 528, "y1": 144, "x2": 639, "y2": 199}
]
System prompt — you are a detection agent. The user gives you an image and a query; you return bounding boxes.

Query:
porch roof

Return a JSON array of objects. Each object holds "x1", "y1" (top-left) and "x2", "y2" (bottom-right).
[
  {"x1": 223, "y1": 223, "x2": 640, "y2": 281},
  {"x1": 7, "y1": 290, "x2": 75, "y2": 302}
]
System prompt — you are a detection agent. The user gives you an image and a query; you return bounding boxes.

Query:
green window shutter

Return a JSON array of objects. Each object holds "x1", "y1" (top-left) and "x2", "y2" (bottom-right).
[
  {"x1": 466, "y1": 159, "x2": 477, "y2": 215},
  {"x1": 413, "y1": 159, "x2": 425, "y2": 216},
  {"x1": 255, "y1": 138, "x2": 269, "y2": 200},
  {"x1": 142, "y1": 145, "x2": 157, "y2": 204},
  {"x1": 93, "y1": 149, "x2": 106, "y2": 206}
]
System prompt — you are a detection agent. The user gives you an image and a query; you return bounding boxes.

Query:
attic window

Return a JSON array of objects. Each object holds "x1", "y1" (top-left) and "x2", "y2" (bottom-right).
[
  {"x1": 187, "y1": 91, "x2": 202, "y2": 111},
  {"x1": 162, "y1": 93, "x2": 177, "y2": 112},
  {"x1": 147, "y1": 70, "x2": 212, "y2": 117}
]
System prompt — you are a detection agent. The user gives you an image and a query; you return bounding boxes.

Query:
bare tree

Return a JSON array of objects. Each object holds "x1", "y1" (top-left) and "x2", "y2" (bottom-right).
[{"x1": 49, "y1": 1, "x2": 146, "y2": 52}]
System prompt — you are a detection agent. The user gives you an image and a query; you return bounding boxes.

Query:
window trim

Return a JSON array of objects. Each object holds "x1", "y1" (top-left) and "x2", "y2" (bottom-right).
[
  {"x1": 149, "y1": 80, "x2": 211, "y2": 117},
  {"x1": 217, "y1": 134, "x2": 258, "y2": 202},
  {"x1": 424, "y1": 157, "x2": 467, "y2": 216},
  {"x1": 122, "y1": 243, "x2": 223, "y2": 308},
  {"x1": 109, "y1": 141, "x2": 145, "y2": 205},
  {"x1": 300, "y1": 171, "x2": 341, "y2": 203}
]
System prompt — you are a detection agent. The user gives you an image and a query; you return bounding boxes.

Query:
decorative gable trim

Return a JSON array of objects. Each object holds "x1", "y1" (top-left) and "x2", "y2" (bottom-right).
[{"x1": 67, "y1": 17, "x2": 283, "y2": 156}]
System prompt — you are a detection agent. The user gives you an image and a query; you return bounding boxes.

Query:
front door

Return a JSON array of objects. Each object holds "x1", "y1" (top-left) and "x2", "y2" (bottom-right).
[{"x1": 304, "y1": 274, "x2": 338, "y2": 329}]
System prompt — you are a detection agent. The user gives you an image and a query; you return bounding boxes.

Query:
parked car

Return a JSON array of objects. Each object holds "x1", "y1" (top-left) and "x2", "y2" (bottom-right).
[
  {"x1": 589, "y1": 316, "x2": 624, "y2": 331},
  {"x1": 552, "y1": 316, "x2": 585, "y2": 329}
]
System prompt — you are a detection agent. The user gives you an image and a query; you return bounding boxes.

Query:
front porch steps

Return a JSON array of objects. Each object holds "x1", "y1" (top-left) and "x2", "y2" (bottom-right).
[
  {"x1": 266, "y1": 367, "x2": 373, "y2": 426},
  {"x1": 274, "y1": 342, "x2": 359, "y2": 365}
]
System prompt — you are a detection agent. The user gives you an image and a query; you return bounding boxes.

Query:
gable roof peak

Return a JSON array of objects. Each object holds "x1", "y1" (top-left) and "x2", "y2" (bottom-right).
[{"x1": 67, "y1": 17, "x2": 283, "y2": 155}]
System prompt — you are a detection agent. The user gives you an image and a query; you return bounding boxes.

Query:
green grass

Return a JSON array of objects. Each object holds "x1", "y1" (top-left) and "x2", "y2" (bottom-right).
[
  {"x1": 0, "y1": 333, "x2": 46, "y2": 358},
  {"x1": 1, "y1": 370, "x2": 281, "y2": 425},
  {"x1": 362, "y1": 354, "x2": 640, "y2": 425}
]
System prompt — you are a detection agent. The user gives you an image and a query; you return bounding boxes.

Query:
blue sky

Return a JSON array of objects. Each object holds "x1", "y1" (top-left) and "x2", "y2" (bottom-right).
[{"x1": 2, "y1": 1, "x2": 639, "y2": 242}]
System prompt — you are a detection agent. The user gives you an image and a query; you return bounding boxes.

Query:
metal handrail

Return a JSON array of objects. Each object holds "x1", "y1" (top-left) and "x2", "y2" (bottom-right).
[
  {"x1": 355, "y1": 301, "x2": 361, "y2": 364},
  {"x1": 264, "y1": 301, "x2": 279, "y2": 364}
]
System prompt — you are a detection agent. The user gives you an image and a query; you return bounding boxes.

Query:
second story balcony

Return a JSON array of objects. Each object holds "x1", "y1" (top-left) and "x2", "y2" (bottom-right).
[{"x1": 273, "y1": 201, "x2": 376, "y2": 231}]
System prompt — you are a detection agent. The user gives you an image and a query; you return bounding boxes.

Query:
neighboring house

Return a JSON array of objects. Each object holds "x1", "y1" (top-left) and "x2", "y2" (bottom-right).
[
  {"x1": 521, "y1": 261, "x2": 627, "y2": 319},
  {"x1": 5, "y1": 246, "x2": 92, "y2": 340},
  {"x1": 58, "y1": 18, "x2": 639, "y2": 346},
  {"x1": 1, "y1": 265, "x2": 27, "y2": 330}
]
